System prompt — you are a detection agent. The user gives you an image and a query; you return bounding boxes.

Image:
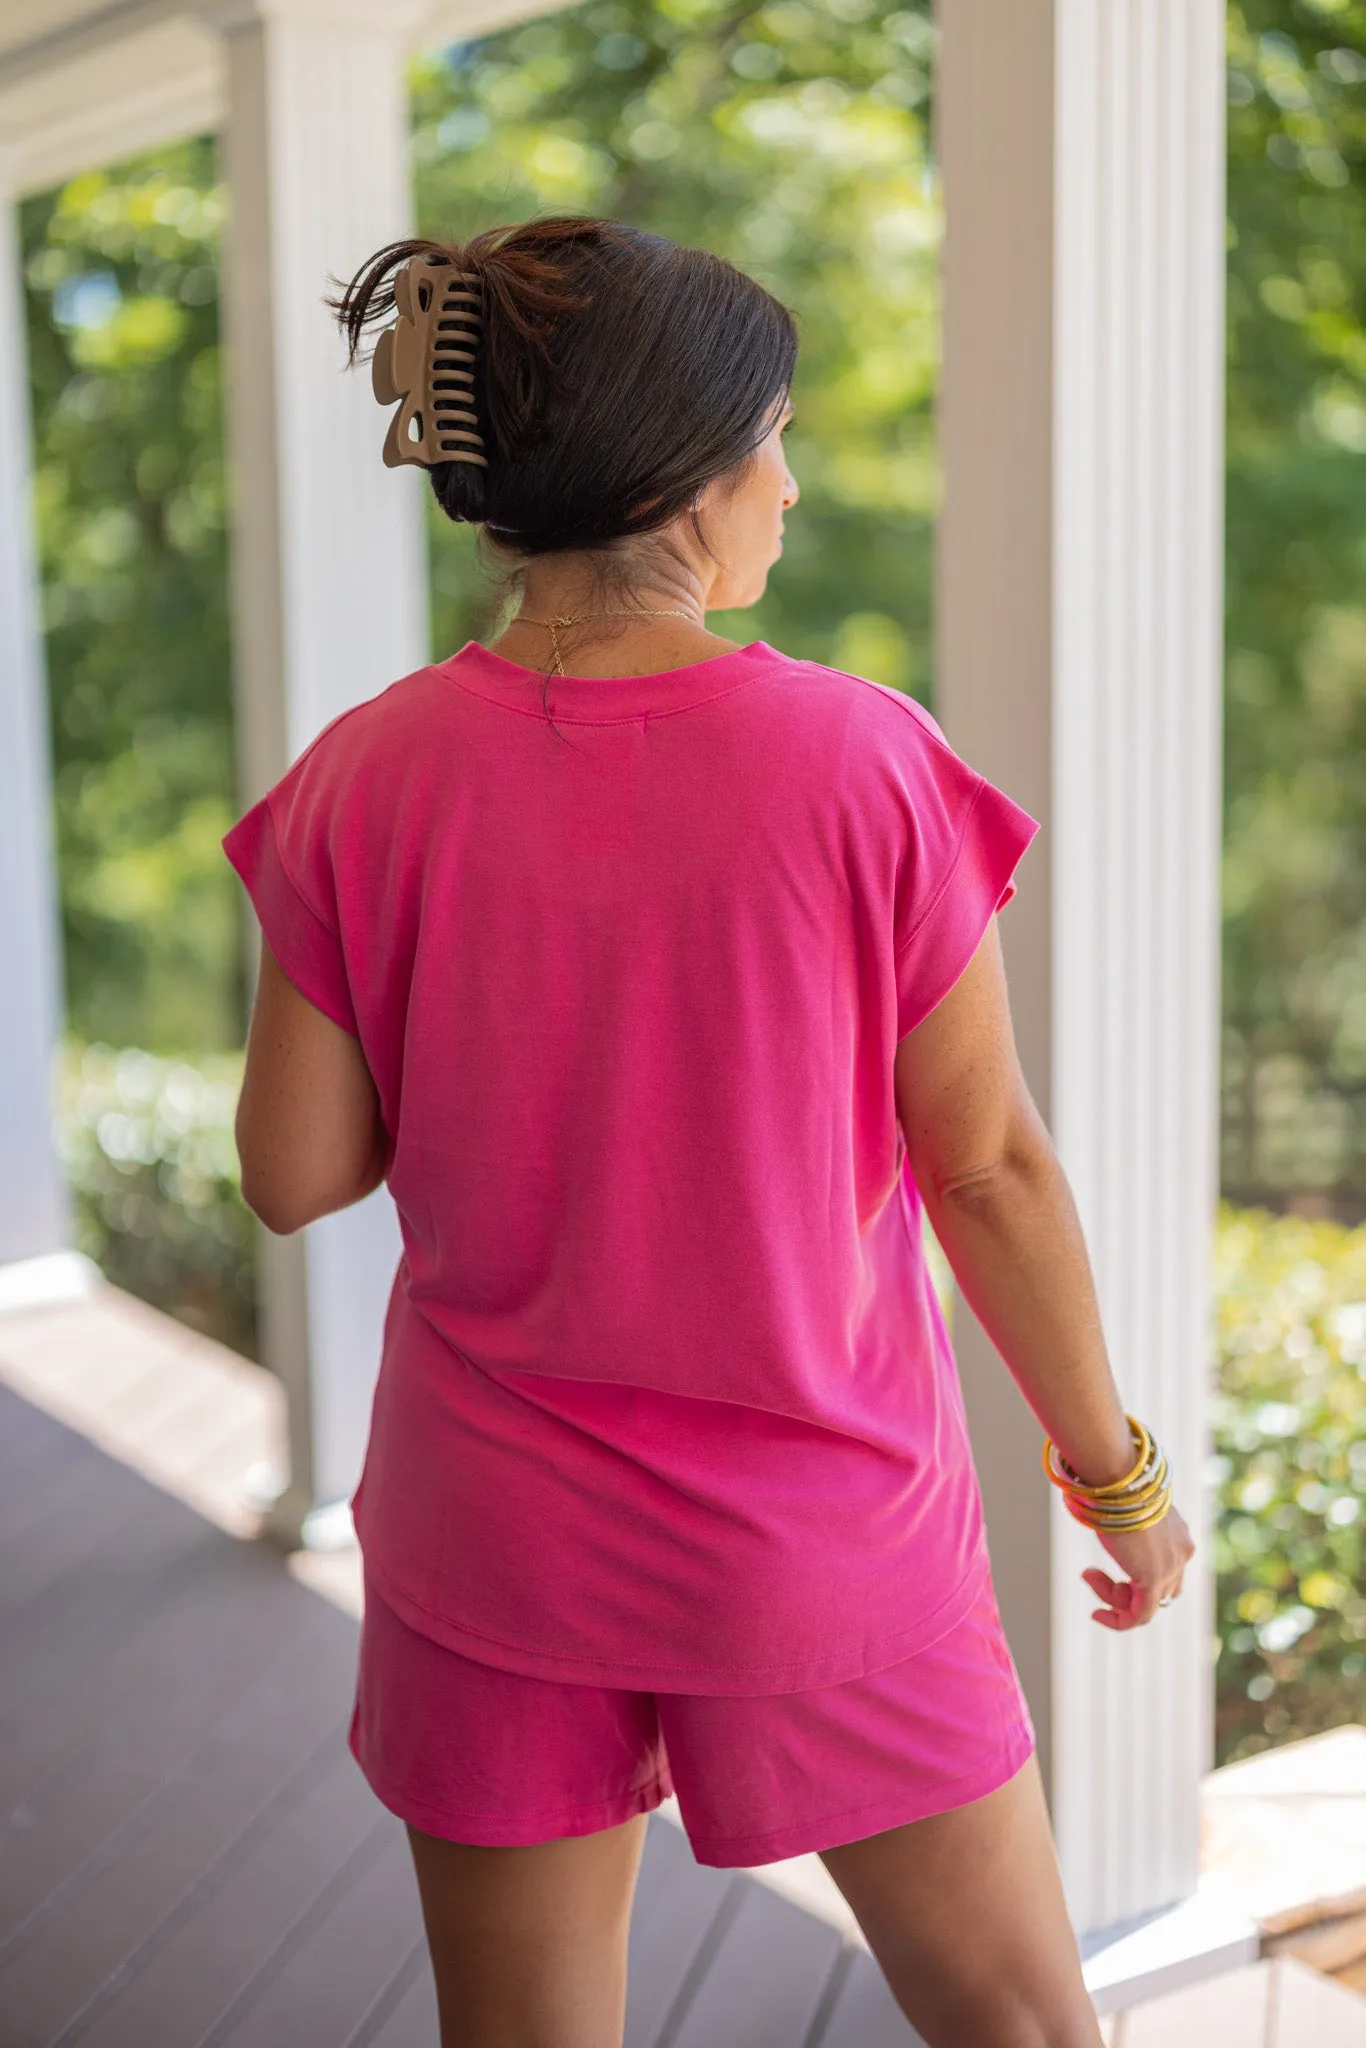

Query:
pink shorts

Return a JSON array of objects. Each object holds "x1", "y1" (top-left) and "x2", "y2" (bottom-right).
[{"x1": 350, "y1": 1567, "x2": 1034, "y2": 1868}]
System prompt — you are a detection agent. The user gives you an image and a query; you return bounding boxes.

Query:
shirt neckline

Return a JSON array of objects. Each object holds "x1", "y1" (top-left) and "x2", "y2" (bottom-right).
[{"x1": 441, "y1": 639, "x2": 781, "y2": 723}]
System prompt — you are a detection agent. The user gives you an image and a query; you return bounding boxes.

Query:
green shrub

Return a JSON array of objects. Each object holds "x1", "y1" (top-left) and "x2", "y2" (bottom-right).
[
  {"x1": 1212, "y1": 1201, "x2": 1366, "y2": 1763},
  {"x1": 56, "y1": 1039, "x2": 256, "y2": 1357}
]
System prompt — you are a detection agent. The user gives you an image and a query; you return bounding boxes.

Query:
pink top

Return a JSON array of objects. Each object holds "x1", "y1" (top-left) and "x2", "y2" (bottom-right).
[{"x1": 224, "y1": 640, "x2": 1040, "y2": 1695}]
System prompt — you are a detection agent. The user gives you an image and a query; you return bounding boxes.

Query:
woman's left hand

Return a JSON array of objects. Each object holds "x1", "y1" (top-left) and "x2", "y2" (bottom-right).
[{"x1": 1081, "y1": 1507, "x2": 1196, "y2": 1630}]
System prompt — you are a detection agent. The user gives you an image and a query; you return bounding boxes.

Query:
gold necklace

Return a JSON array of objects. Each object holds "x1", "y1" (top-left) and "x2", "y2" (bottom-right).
[{"x1": 514, "y1": 608, "x2": 699, "y2": 678}]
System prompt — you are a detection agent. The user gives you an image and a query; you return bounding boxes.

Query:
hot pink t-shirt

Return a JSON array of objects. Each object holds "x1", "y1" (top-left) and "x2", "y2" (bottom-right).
[{"x1": 224, "y1": 640, "x2": 1040, "y2": 1695}]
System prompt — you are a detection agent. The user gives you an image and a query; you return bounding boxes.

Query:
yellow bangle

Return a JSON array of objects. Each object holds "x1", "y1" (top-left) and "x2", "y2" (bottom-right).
[
  {"x1": 1042, "y1": 1415, "x2": 1172, "y2": 1534},
  {"x1": 1062, "y1": 1445, "x2": 1170, "y2": 1515},
  {"x1": 1063, "y1": 1491, "x2": 1171, "y2": 1535},
  {"x1": 1041, "y1": 1415, "x2": 1153, "y2": 1498}
]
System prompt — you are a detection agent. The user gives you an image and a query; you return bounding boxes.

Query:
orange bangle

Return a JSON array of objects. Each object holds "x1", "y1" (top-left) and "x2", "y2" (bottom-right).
[
  {"x1": 1041, "y1": 1415, "x2": 1152, "y2": 1499},
  {"x1": 1042, "y1": 1415, "x2": 1172, "y2": 1534}
]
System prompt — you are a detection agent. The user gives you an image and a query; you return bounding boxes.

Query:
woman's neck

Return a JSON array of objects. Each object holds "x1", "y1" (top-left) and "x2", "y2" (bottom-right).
[
  {"x1": 517, "y1": 546, "x2": 710, "y2": 623},
  {"x1": 486, "y1": 547, "x2": 740, "y2": 680}
]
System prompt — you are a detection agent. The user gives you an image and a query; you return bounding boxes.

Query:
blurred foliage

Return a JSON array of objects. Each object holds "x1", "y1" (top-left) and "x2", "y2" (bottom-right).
[
  {"x1": 1223, "y1": 3, "x2": 1366, "y2": 1209},
  {"x1": 1211, "y1": 1199, "x2": 1366, "y2": 1763},
  {"x1": 56, "y1": 1040, "x2": 255, "y2": 1359},
  {"x1": 21, "y1": 140, "x2": 238, "y2": 1055},
  {"x1": 21, "y1": 140, "x2": 236, "y2": 1056}
]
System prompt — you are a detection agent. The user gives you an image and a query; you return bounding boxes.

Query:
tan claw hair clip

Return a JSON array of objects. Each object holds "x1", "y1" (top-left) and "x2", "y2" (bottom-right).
[{"x1": 372, "y1": 257, "x2": 488, "y2": 470}]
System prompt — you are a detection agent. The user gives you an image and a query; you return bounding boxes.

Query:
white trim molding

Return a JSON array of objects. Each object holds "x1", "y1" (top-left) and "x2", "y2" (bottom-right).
[
  {"x1": 0, "y1": 1251, "x2": 101, "y2": 1316},
  {"x1": 935, "y1": 0, "x2": 1227, "y2": 1938},
  {"x1": 0, "y1": 0, "x2": 569, "y2": 200},
  {"x1": 0, "y1": 150, "x2": 71, "y2": 1269},
  {"x1": 1082, "y1": 1892, "x2": 1260, "y2": 2018},
  {"x1": 0, "y1": 15, "x2": 222, "y2": 199}
]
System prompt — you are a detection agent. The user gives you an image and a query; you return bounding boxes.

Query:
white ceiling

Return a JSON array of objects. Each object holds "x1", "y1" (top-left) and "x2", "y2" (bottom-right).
[
  {"x1": 0, "y1": 0, "x2": 559, "y2": 195},
  {"x1": 0, "y1": 0, "x2": 128, "y2": 65}
]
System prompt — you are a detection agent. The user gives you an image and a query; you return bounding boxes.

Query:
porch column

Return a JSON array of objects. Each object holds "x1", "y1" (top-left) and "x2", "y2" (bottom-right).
[
  {"x1": 935, "y1": 0, "x2": 1226, "y2": 1935},
  {"x1": 0, "y1": 147, "x2": 71, "y2": 1280},
  {"x1": 207, "y1": 0, "x2": 427, "y2": 1542}
]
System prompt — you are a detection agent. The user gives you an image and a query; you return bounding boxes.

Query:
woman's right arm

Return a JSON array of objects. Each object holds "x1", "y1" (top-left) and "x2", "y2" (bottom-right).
[{"x1": 893, "y1": 915, "x2": 1194, "y2": 1629}]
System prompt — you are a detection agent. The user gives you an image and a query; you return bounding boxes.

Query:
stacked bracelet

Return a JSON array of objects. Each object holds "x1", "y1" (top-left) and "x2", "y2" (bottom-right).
[{"x1": 1041, "y1": 1415, "x2": 1172, "y2": 1534}]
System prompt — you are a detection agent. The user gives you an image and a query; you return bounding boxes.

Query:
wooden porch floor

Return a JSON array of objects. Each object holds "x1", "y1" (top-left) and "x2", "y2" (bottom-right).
[{"x1": 2, "y1": 1280, "x2": 1364, "y2": 2046}]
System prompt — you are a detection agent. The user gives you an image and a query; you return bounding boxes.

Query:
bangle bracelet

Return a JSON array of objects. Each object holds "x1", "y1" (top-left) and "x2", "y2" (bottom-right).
[
  {"x1": 1063, "y1": 1492, "x2": 1172, "y2": 1535},
  {"x1": 1041, "y1": 1414, "x2": 1153, "y2": 1498},
  {"x1": 1042, "y1": 1414, "x2": 1172, "y2": 1535},
  {"x1": 1044, "y1": 1437, "x2": 1169, "y2": 1512}
]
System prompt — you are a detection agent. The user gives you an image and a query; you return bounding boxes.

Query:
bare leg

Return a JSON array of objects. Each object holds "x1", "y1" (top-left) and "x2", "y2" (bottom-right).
[
  {"x1": 406, "y1": 1813, "x2": 648, "y2": 2048},
  {"x1": 820, "y1": 1757, "x2": 1102, "y2": 2048}
]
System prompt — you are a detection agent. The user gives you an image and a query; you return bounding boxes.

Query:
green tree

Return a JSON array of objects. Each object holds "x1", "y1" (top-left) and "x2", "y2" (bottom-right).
[
  {"x1": 1223, "y1": 2, "x2": 1366, "y2": 1210},
  {"x1": 22, "y1": 139, "x2": 237, "y2": 1055}
]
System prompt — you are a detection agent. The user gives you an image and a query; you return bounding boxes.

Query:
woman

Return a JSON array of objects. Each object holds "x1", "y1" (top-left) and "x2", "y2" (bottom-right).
[{"x1": 225, "y1": 216, "x2": 1193, "y2": 2048}]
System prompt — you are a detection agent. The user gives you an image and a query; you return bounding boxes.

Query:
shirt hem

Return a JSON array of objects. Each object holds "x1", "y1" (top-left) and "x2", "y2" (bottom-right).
[{"x1": 353, "y1": 1542, "x2": 992, "y2": 1698}]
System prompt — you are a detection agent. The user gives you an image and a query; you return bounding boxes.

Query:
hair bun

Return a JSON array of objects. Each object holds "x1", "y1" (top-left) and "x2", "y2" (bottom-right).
[
  {"x1": 333, "y1": 218, "x2": 795, "y2": 552},
  {"x1": 371, "y1": 255, "x2": 488, "y2": 473}
]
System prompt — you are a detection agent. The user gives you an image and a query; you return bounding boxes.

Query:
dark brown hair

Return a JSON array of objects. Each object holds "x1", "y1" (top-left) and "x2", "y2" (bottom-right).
[{"x1": 332, "y1": 216, "x2": 797, "y2": 555}]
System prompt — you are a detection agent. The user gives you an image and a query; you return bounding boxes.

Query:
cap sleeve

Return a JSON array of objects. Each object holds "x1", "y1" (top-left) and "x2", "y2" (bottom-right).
[
  {"x1": 222, "y1": 724, "x2": 360, "y2": 1039},
  {"x1": 894, "y1": 736, "x2": 1040, "y2": 1042}
]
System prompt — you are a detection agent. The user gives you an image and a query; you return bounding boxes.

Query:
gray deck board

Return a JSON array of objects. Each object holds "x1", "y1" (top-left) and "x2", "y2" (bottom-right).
[
  {"x1": 0, "y1": 1500, "x2": 170, "y2": 1636},
  {"x1": 0, "y1": 1408, "x2": 186, "y2": 1633},
  {"x1": 208, "y1": 1822, "x2": 422, "y2": 2048},
  {"x1": 0, "y1": 1399, "x2": 395, "y2": 2048},
  {"x1": 0, "y1": 1634, "x2": 354, "y2": 2039},
  {"x1": 0, "y1": 1530, "x2": 329, "y2": 1841},
  {"x1": 0, "y1": 1484, "x2": 197, "y2": 1715},
  {"x1": 70, "y1": 1755, "x2": 389, "y2": 2048},
  {"x1": 0, "y1": 1532, "x2": 232, "y2": 1809},
  {"x1": 623, "y1": 1815, "x2": 738, "y2": 2048},
  {"x1": 663, "y1": 1877, "x2": 845, "y2": 2046},
  {"x1": 0, "y1": 1395, "x2": 81, "y2": 1542},
  {"x1": 357, "y1": 1952, "x2": 439, "y2": 2048},
  {"x1": 816, "y1": 1947, "x2": 927, "y2": 2046},
  {"x1": 0, "y1": 1567, "x2": 347, "y2": 1941}
]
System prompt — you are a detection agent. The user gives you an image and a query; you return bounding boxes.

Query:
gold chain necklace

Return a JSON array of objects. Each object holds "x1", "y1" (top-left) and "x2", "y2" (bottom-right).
[{"x1": 514, "y1": 608, "x2": 699, "y2": 678}]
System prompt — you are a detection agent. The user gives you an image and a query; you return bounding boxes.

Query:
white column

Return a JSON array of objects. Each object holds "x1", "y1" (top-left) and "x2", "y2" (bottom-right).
[
  {"x1": 935, "y1": 0, "x2": 1226, "y2": 1935},
  {"x1": 208, "y1": 0, "x2": 428, "y2": 1540},
  {"x1": 0, "y1": 147, "x2": 70, "y2": 1275}
]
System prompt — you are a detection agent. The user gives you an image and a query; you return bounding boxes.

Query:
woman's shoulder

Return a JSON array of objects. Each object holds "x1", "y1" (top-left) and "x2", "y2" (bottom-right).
[
  {"x1": 762, "y1": 650, "x2": 967, "y2": 774},
  {"x1": 278, "y1": 663, "x2": 456, "y2": 786}
]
